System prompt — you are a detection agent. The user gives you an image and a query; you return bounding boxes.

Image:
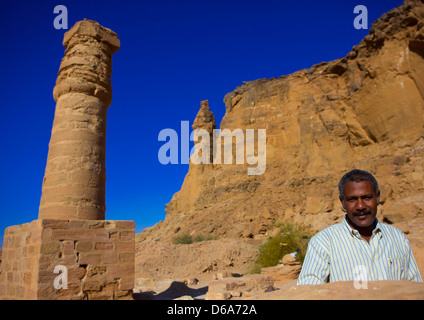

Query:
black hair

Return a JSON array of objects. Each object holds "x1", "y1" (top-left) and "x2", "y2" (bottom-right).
[{"x1": 338, "y1": 169, "x2": 379, "y2": 198}]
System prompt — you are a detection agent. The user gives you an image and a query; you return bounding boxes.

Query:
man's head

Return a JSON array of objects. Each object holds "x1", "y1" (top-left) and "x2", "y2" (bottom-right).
[{"x1": 338, "y1": 169, "x2": 380, "y2": 229}]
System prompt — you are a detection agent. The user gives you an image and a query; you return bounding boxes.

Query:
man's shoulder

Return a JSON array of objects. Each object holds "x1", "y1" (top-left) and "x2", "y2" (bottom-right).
[
  {"x1": 311, "y1": 221, "x2": 346, "y2": 241},
  {"x1": 320, "y1": 220, "x2": 347, "y2": 234},
  {"x1": 378, "y1": 221, "x2": 408, "y2": 239}
]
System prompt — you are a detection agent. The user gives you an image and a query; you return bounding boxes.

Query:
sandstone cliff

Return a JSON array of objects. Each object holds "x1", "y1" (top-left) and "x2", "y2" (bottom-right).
[{"x1": 139, "y1": 0, "x2": 424, "y2": 243}]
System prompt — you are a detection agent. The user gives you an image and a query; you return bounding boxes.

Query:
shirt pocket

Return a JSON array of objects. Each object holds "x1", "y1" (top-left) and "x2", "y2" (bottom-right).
[{"x1": 387, "y1": 257, "x2": 405, "y2": 280}]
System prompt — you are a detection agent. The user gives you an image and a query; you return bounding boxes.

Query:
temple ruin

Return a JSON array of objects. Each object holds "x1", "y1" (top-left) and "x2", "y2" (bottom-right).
[{"x1": 0, "y1": 20, "x2": 135, "y2": 300}]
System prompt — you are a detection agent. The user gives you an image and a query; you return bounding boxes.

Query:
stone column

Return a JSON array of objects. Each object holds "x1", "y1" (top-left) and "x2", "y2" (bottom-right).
[
  {"x1": 0, "y1": 20, "x2": 134, "y2": 300},
  {"x1": 39, "y1": 19, "x2": 120, "y2": 220}
]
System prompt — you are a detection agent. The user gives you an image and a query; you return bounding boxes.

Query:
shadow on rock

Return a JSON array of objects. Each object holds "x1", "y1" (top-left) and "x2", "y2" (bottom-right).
[{"x1": 133, "y1": 281, "x2": 208, "y2": 300}]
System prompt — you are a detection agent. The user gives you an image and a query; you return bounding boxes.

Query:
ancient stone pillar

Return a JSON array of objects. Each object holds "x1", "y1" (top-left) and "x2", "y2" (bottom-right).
[
  {"x1": 39, "y1": 19, "x2": 120, "y2": 220},
  {"x1": 0, "y1": 20, "x2": 134, "y2": 300}
]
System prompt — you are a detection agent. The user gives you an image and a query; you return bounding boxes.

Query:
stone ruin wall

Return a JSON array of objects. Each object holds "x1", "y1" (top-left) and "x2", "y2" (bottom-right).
[{"x1": 0, "y1": 219, "x2": 134, "y2": 299}]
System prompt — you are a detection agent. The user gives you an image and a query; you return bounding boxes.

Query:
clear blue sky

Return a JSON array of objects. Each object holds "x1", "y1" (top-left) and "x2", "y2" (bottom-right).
[{"x1": 0, "y1": 0, "x2": 403, "y2": 246}]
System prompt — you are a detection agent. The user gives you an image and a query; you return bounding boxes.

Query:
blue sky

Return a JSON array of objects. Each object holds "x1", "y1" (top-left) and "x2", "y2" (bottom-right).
[{"x1": 0, "y1": 0, "x2": 403, "y2": 246}]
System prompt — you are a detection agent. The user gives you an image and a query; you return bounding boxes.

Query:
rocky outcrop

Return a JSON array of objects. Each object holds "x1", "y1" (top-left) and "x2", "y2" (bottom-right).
[
  {"x1": 260, "y1": 254, "x2": 302, "y2": 284},
  {"x1": 140, "y1": 0, "x2": 424, "y2": 245},
  {"x1": 205, "y1": 274, "x2": 274, "y2": 300}
]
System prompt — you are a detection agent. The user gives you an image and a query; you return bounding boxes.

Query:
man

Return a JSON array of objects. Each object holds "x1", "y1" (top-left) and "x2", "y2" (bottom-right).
[{"x1": 297, "y1": 169, "x2": 422, "y2": 285}]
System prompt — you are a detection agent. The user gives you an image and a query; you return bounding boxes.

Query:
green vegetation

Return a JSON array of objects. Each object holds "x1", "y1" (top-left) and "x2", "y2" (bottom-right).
[
  {"x1": 173, "y1": 233, "x2": 215, "y2": 245},
  {"x1": 193, "y1": 234, "x2": 215, "y2": 242},
  {"x1": 173, "y1": 233, "x2": 193, "y2": 244},
  {"x1": 250, "y1": 223, "x2": 312, "y2": 274}
]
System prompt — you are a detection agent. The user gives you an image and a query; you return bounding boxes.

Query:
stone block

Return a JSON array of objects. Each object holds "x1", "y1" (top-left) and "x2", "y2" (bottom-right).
[
  {"x1": 120, "y1": 231, "x2": 134, "y2": 241},
  {"x1": 78, "y1": 252, "x2": 102, "y2": 265},
  {"x1": 116, "y1": 221, "x2": 135, "y2": 229},
  {"x1": 261, "y1": 264, "x2": 302, "y2": 284},
  {"x1": 205, "y1": 290, "x2": 232, "y2": 300},
  {"x1": 114, "y1": 241, "x2": 134, "y2": 253},
  {"x1": 92, "y1": 230, "x2": 109, "y2": 242},
  {"x1": 102, "y1": 253, "x2": 118, "y2": 265},
  {"x1": 68, "y1": 267, "x2": 86, "y2": 281},
  {"x1": 206, "y1": 274, "x2": 274, "y2": 300},
  {"x1": 51, "y1": 229, "x2": 83, "y2": 241},
  {"x1": 95, "y1": 242, "x2": 114, "y2": 250},
  {"x1": 86, "y1": 266, "x2": 106, "y2": 277},
  {"x1": 67, "y1": 220, "x2": 86, "y2": 229},
  {"x1": 62, "y1": 241, "x2": 75, "y2": 255},
  {"x1": 85, "y1": 291, "x2": 114, "y2": 300},
  {"x1": 75, "y1": 240, "x2": 93, "y2": 252},
  {"x1": 109, "y1": 231, "x2": 119, "y2": 240},
  {"x1": 119, "y1": 252, "x2": 134, "y2": 263},
  {"x1": 0, "y1": 218, "x2": 135, "y2": 300},
  {"x1": 82, "y1": 280, "x2": 102, "y2": 292},
  {"x1": 40, "y1": 242, "x2": 61, "y2": 254},
  {"x1": 119, "y1": 277, "x2": 135, "y2": 291}
]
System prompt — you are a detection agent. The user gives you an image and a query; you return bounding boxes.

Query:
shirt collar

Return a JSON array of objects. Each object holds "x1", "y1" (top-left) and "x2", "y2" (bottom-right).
[{"x1": 342, "y1": 215, "x2": 382, "y2": 239}]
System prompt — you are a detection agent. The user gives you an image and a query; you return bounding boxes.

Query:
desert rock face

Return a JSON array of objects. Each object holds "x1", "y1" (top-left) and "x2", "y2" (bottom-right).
[
  {"x1": 139, "y1": 0, "x2": 424, "y2": 243},
  {"x1": 135, "y1": 239, "x2": 256, "y2": 283},
  {"x1": 134, "y1": 1, "x2": 424, "y2": 299}
]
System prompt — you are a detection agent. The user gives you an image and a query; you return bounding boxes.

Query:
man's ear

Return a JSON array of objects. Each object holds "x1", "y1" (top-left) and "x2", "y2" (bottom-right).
[{"x1": 376, "y1": 190, "x2": 380, "y2": 205}]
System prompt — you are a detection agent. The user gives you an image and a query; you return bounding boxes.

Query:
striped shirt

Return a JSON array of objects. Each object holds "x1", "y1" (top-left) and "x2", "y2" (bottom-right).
[{"x1": 297, "y1": 215, "x2": 423, "y2": 285}]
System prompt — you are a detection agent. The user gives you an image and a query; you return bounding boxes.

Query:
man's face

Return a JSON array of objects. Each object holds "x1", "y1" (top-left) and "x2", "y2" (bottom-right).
[{"x1": 340, "y1": 180, "x2": 380, "y2": 229}]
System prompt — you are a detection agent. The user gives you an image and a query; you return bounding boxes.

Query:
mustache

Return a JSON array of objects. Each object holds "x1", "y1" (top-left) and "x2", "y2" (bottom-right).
[{"x1": 353, "y1": 211, "x2": 371, "y2": 216}]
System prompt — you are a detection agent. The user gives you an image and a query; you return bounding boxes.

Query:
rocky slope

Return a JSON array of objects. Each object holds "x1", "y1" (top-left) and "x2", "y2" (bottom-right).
[
  {"x1": 132, "y1": 2, "x2": 424, "y2": 299},
  {"x1": 135, "y1": 238, "x2": 257, "y2": 284},
  {"x1": 139, "y1": 0, "x2": 424, "y2": 244}
]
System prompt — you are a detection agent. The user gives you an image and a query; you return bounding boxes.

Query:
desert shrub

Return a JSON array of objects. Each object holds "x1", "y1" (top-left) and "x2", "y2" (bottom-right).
[
  {"x1": 173, "y1": 233, "x2": 215, "y2": 244},
  {"x1": 173, "y1": 233, "x2": 193, "y2": 244},
  {"x1": 194, "y1": 234, "x2": 215, "y2": 242},
  {"x1": 250, "y1": 223, "x2": 312, "y2": 273}
]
